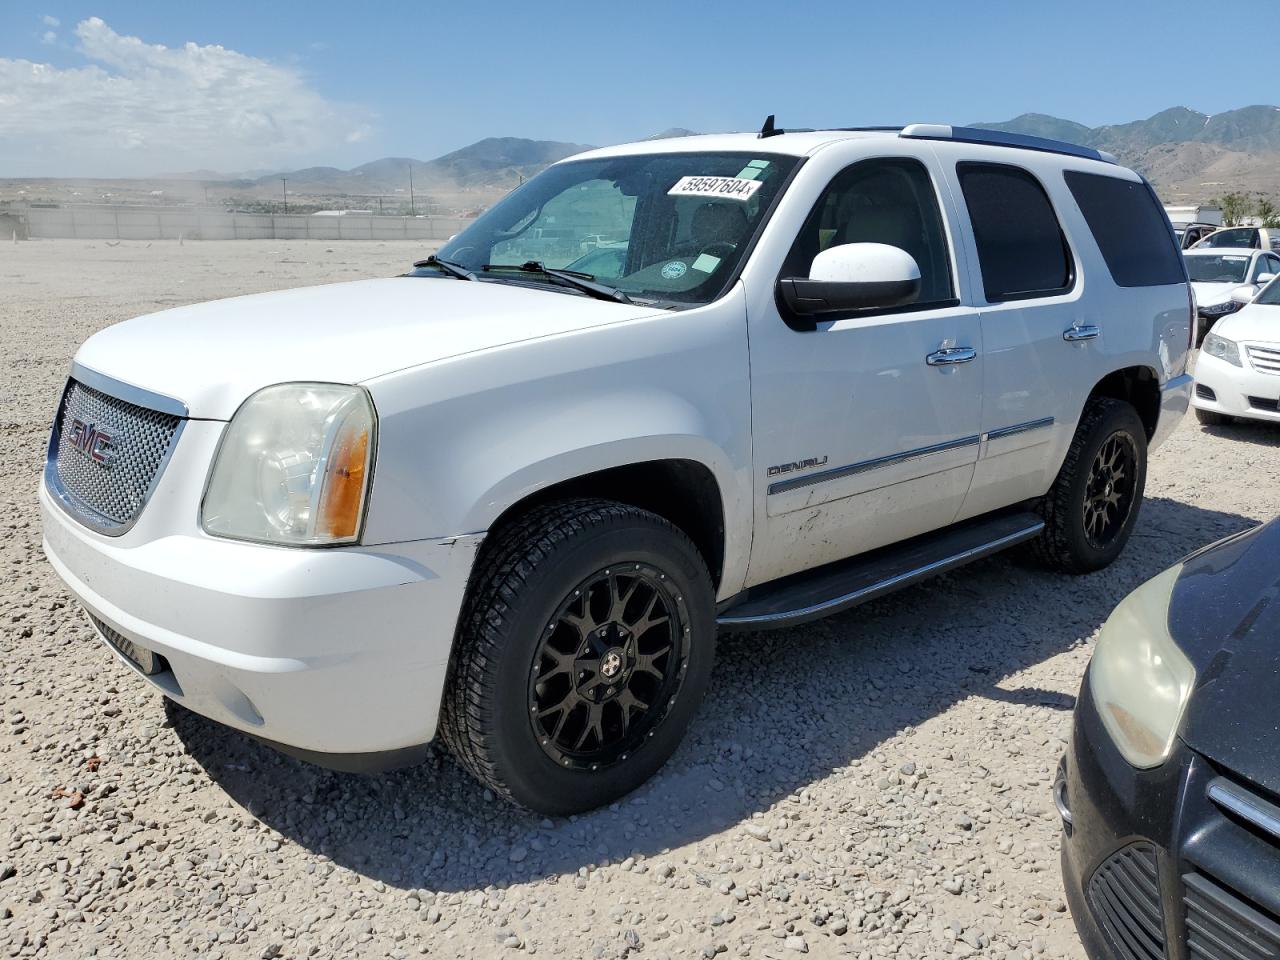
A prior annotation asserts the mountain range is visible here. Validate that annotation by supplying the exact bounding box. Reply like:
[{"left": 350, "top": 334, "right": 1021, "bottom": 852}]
[
  {"left": 172, "top": 106, "right": 1280, "bottom": 207},
  {"left": 974, "top": 105, "right": 1280, "bottom": 201}
]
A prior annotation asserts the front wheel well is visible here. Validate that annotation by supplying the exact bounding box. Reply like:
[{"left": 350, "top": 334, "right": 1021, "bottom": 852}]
[
  {"left": 484, "top": 460, "right": 726, "bottom": 589},
  {"left": 1086, "top": 366, "right": 1160, "bottom": 440}
]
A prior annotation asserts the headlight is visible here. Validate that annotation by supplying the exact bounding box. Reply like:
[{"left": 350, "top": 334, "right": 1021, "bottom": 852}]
[
  {"left": 1088, "top": 565, "right": 1195, "bottom": 768},
  {"left": 1201, "top": 300, "right": 1240, "bottom": 317},
  {"left": 202, "top": 383, "right": 376, "bottom": 546},
  {"left": 1201, "top": 331, "right": 1242, "bottom": 367}
]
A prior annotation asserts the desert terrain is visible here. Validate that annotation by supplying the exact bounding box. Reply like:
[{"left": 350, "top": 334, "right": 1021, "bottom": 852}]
[{"left": 1, "top": 240, "right": 1277, "bottom": 959}]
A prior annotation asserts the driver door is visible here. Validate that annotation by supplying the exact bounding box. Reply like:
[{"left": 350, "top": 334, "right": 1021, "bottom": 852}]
[{"left": 744, "top": 153, "right": 984, "bottom": 587}]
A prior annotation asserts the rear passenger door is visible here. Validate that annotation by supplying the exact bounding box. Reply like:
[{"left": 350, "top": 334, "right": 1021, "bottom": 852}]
[{"left": 943, "top": 159, "right": 1087, "bottom": 519}]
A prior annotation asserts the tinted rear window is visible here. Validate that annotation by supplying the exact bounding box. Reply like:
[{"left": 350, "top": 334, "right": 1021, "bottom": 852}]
[
  {"left": 1064, "top": 171, "right": 1185, "bottom": 286},
  {"left": 957, "top": 162, "right": 1073, "bottom": 302}
]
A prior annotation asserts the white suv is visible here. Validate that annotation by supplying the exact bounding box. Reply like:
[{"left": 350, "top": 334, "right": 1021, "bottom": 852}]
[{"left": 42, "top": 122, "right": 1193, "bottom": 813}]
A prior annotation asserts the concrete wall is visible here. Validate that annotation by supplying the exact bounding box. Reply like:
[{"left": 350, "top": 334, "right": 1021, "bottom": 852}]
[{"left": 20, "top": 204, "right": 471, "bottom": 242}]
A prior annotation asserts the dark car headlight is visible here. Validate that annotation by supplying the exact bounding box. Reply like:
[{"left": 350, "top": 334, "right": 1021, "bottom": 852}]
[
  {"left": 1088, "top": 565, "right": 1196, "bottom": 769},
  {"left": 1200, "top": 300, "right": 1242, "bottom": 317}
]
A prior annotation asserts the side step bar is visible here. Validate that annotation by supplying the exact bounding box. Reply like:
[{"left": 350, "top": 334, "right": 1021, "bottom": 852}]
[{"left": 716, "top": 510, "right": 1044, "bottom": 632}]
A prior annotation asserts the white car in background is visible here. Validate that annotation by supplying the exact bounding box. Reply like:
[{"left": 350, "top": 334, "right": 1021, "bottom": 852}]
[
  {"left": 1193, "top": 275, "right": 1280, "bottom": 425},
  {"left": 1184, "top": 247, "right": 1280, "bottom": 341}
]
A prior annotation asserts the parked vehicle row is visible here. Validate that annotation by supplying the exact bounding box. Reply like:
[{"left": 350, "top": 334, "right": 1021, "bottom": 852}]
[
  {"left": 1192, "top": 272, "right": 1280, "bottom": 425},
  {"left": 1185, "top": 247, "right": 1280, "bottom": 341}
]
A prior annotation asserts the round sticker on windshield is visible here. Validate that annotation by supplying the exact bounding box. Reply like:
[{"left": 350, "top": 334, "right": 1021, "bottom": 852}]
[{"left": 661, "top": 260, "right": 688, "bottom": 280}]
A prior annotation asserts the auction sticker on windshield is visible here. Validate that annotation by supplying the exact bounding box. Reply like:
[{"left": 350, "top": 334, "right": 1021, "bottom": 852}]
[{"left": 668, "top": 176, "right": 763, "bottom": 201}]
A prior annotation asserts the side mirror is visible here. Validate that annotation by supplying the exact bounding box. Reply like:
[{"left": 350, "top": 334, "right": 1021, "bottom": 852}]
[
  {"left": 1257, "top": 272, "right": 1276, "bottom": 285},
  {"left": 1231, "top": 286, "right": 1257, "bottom": 305},
  {"left": 778, "top": 243, "right": 921, "bottom": 318}
]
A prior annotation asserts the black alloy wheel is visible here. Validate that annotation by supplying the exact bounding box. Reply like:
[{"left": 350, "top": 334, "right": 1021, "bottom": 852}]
[
  {"left": 1033, "top": 397, "right": 1148, "bottom": 574},
  {"left": 440, "top": 498, "right": 715, "bottom": 814},
  {"left": 1082, "top": 433, "right": 1138, "bottom": 549},
  {"left": 530, "top": 565, "right": 689, "bottom": 771}
]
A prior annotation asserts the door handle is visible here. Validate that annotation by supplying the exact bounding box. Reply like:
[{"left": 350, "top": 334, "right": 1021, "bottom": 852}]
[
  {"left": 1063, "top": 324, "right": 1101, "bottom": 342},
  {"left": 926, "top": 346, "right": 977, "bottom": 366}
]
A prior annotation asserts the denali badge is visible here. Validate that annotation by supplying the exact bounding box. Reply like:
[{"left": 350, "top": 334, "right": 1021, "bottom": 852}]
[
  {"left": 767, "top": 455, "right": 828, "bottom": 477},
  {"left": 68, "top": 418, "right": 119, "bottom": 466}
]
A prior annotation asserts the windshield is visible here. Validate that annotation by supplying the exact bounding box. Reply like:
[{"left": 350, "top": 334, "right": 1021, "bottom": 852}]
[
  {"left": 1198, "top": 228, "right": 1257, "bottom": 249},
  {"left": 421, "top": 151, "right": 801, "bottom": 306},
  {"left": 1185, "top": 253, "right": 1251, "bottom": 284}
]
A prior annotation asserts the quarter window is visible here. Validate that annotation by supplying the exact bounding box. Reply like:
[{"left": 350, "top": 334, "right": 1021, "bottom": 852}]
[
  {"left": 781, "top": 157, "right": 955, "bottom": 310},
  {"left": 1063, "top": 171, "right": 1184, "bottom": 287},
  {"left": 957, "top": 162, "right": 1073, "bottom": 302}
]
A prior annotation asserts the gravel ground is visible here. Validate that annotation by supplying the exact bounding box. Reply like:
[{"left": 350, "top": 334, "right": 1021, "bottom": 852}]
[{"left": 2, "top": 239, "right": 1278, "bottom": 960}]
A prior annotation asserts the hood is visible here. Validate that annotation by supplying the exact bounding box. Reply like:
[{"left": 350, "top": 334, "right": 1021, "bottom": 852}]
[
  {"left": 75, "top": 277, "right": 662, "bottom": 419},
  {"left": 1190, "top": 280, "right": 1248, "bottom": 307},
  {"left": 1171, "top": 520, "right": 1280, "bottom": 797},
  {"left": 1213, "top": 302, "right": 1280, "bottom": 345}
]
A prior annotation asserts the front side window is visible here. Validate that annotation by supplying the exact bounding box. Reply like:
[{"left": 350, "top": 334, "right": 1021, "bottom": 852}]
[
  {"left": 1184, "top": 254, "right": 1251, "bottom": 283},
  {"left": 780, "top": 157, "right": 955, "bottom": 308},
  {"left": 1257, "top": 275, "right": 1280, "bottom": 305},
  {"left": 958, "top": 162, "right": 1073, "bottom": 302},
  {"left": 424, "top": 152, "right": 800, "bottom": 306},
  {"left": 1200, "top": 228, "right": 1259, "bottom": 249}
]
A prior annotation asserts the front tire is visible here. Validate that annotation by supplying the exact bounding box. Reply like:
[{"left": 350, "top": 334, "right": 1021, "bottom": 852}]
[
  {"left": 1195, "top": 407, "right": 1233, "bottom": 427},
  {"left": 1034, "top": 397, "right": 1148, "bottom": 574},
  {"left": 440, "top": 499, "right": 715, "bottom": 815}
]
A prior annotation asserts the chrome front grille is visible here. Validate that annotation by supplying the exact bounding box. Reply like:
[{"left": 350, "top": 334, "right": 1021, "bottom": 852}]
[
  {"left": 1246, "top": 344, "right": 1280, "bottom": 376},
  {"left": 46, "top": 376, "right": 183, "bottom": 534}
]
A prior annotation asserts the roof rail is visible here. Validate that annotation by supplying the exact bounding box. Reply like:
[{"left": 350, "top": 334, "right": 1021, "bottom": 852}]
[{"left": 899, "top": 124, "right": 1117, "bottom": 164}]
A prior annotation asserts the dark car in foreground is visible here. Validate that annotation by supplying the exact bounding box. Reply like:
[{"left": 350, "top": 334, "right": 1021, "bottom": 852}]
[{"left": 1058, "top": 518, "right": 1280, "bottom": 960}]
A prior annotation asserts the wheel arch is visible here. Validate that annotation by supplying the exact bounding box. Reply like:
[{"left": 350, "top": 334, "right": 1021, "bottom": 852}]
[
  {"left": 483, "top": 457, "right": 729, "bottom": 591},
  {"left": 1085, "top": 365, "right": 1161, "bottom": 439}
]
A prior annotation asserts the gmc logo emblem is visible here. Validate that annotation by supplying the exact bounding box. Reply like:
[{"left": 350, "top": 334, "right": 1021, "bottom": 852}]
[{"left": 68, "top": 418, "right": 119, "bottom": 466}]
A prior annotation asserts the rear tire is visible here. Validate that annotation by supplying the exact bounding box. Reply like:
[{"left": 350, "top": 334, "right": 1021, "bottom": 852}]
[
  {"left": 440, "top": 498, "right": 715, "bottom": 815},
  {"left": 1195, "top": 407, "right": 1232, "bottom": 427},
  {"left": 1034, "top": 398, "right": 1147, "bottom": 574}
]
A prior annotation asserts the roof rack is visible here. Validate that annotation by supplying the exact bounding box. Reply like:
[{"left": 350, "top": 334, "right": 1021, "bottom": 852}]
[
  {"left": 899, "top": 124, "right": 1117, "bottom": 164},
  {"left": 754, "top": 116, "right": 1116, "bottom": 163}
]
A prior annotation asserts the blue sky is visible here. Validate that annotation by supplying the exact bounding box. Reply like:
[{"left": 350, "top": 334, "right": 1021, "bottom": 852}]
[{"left": 0, "top": 1, "right": 1260, "bottom": 177}]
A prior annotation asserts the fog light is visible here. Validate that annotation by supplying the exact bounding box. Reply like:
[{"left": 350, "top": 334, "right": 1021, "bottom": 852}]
[{"left": 1053, "top": 758, "right": 1073, "bottom": 834}]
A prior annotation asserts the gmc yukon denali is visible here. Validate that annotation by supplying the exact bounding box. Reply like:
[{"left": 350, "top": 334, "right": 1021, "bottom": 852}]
[{"left": 42, "top": 122, "right": 1194, "bottom": 813}]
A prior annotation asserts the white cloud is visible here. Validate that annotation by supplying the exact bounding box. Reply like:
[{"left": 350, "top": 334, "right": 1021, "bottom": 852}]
[
  {"left": 42, "top": 15, "right": 60, "bottom": 27},
  {"left": 0, "top": 17, "right": 373, "bottom": 176},
  {"left": 40, "top": 30, "right": 57, "bottom": 45}
]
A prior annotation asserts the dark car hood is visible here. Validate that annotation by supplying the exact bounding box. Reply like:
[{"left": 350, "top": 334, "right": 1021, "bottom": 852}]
[{"left": 1171, "top": 519, "right": 1280, "bottom": 796}]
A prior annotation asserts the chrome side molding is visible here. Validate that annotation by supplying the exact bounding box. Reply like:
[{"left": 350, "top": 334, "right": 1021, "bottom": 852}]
[
  {"left": 984, "top": 417, "right": 1055, "bottom": 443},
  {"left": 767, "top": 435, "right": 980, "bottom": 496}
]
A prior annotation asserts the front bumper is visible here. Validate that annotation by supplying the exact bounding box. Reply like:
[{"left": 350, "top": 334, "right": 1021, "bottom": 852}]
[
  {"left": 41, "top": 482, "right": 481, "bottom": 767},
  {"left": 1192, "top": 350, "right": 1280, "bottom": 423},
  {"left": 1059, "top": 675, "right": 1280, "bottom": 959}
]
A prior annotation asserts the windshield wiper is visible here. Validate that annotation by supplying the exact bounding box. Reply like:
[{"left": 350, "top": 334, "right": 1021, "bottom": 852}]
[
  {"left": 413, "top": 255, "right": 476, "bottom": 281},
  {"left": 483, "top": 261, "right": 633, "bottom": 304}
]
